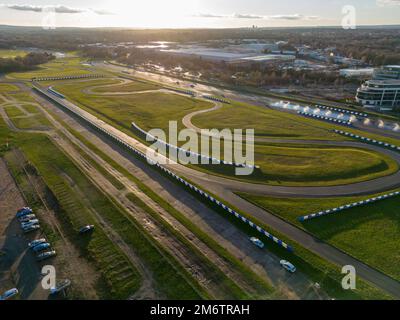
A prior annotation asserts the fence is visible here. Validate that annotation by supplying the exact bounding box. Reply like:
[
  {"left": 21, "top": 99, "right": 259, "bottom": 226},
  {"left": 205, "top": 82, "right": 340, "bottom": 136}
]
[
  {"left": 334, "top": 130, "right": 400, "bottom": 151},
  {"left": 298, "top": 191, "right": 400, "bottom": 221}
]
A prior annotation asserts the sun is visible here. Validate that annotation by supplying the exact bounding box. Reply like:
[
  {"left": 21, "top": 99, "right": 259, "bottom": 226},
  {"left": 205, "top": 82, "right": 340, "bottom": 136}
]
[{"left": 106, "top": 0, "right": 200, "bottom": 28}]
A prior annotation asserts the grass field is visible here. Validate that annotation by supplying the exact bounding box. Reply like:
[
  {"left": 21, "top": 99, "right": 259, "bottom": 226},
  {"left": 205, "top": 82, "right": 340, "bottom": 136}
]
[
  {"left": 91, "top": 78, "right": 161, "bottom": 93},
  {"left": 238, "top": 191, "right": 400, "bottom": 283},
  {"left": 7, "top": 57, "right": 100, "bottom": 80},
  {"left": 5, "top": 105, "right": 52, "bottom": 130},
  {"left": 192, "top": 100, "right": 346, "bottom": 141},
  {"left": 0, "top": 49, "right": 27, "bottom": 58},
  {"left": 54, "top": 79, "right": 213, "bottom": 133},
  {"left": 0, "top": 83, "right": 20, "bottom": 92}
]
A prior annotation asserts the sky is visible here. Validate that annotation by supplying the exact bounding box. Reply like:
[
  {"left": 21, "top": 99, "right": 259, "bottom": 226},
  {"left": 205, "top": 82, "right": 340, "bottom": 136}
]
[{"left": 0, "top": 0, "right": 399, "bottom": 28}]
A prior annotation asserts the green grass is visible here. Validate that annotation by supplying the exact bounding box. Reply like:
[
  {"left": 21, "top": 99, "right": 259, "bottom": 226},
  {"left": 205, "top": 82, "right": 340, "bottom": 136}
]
[
  {"left": 0, "top": 83, "right": 20, "bottom": 92},
  {"left": 7, "top": 57, "right": 99, "bottom": 80},
  {"left": 91, "top": 79, "right": 161, "bottom": 93},
  {"left": 0, "top": 49, "right": 27, "bottom": 58},
  {"left": 237, "top": 191, "right": 400, "bottom": 283},
  {"left": 54, "top": 79, "right": 213, "bottom": 134},
  {"left": 5, "top": 106, "right": 25, "bottom": 118},
  {"left": 21, "top": 104, "right": 40, "bottom": 114},
  {"left": 5, "top": 106, "right": 52, "bottom": 130}
]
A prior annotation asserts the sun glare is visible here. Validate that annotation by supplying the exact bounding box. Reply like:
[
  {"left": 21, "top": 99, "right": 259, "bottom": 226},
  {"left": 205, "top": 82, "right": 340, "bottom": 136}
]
[{"left": 109, "top": 0, "right": 199, "bottom": 28}]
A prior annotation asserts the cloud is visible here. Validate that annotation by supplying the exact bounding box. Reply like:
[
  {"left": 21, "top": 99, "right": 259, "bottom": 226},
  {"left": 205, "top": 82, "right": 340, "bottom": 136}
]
[
  {"left": 193, "top": 12, "right": 319, "bottom": 21},
  {"left": 376, "top": 0, "right": 400, "bottom": 6},
  {"left": 269, "top": 14, "right": 304, "bottom": 20},
  {"left": 233, "top": 13, "right": 263, "bottom": 19},
  {"left": 193, "top": 13, "right": 225, "bottom": 18},
  {"left": 2, "top": 4, "right": 114, "bottom": 15}
]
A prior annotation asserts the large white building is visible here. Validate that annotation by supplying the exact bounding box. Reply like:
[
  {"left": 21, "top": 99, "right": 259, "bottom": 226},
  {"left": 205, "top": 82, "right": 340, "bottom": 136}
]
[
  {"left": 373, "top": 65, "right": 400, "bottom": 80},
  {"left": 356, "top": 80, "right": 400, "bottom": 111}
]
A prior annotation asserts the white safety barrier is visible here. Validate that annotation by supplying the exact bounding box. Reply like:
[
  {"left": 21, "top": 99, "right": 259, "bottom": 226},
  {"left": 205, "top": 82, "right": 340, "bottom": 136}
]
[
  {"left": 35, "top": 85, "right": 293, "bottom": 252},
  {"left": 298, "top": 111, "right": 352, "bottom": 126},
  {"left": 47, "top": 87, "right": 65, "bottom": 99},
  {"left": 131, "top": 122, "right": 258, "bottom": 170},
  {"left": 315, "top": 105, "right": 367, "bottom": 117},
  {"left": 334, "top": 130, "right": 400, "bottom": 152},
  {"left": 299, "top": 191, "right": 400, "bottom": 221}
]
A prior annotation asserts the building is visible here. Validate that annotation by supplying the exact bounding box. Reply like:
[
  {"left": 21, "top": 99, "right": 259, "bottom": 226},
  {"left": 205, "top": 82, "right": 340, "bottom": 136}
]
[
  {"left": 340, "top": 68, "right": 374, "bottom": 78},
  {"left": 373, "top": 65, "right": 400, "bottom": 80},
  {"left": 356, "top": 80, "right": 400, "bottom": 111}
]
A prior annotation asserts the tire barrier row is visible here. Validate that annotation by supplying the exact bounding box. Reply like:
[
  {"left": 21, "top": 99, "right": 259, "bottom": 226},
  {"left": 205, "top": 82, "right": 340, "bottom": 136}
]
[
  {"left": 334, "top": 129, "right": 400, "bottom": 152},
  {"left": 297, "top": 111, "right": 353, "bottom": 126},
  {"left": 35, "top": 84, "right": 293, "bottom": 252},
  {"left": 167, "top": 88, "right": 195, "bottom": 96},
  {"left": 32, "top": 74, "right": 104, "bottom": 82},
  {"left": 131, "top": 122, "right": 259, "bottom": 170},
  {"left": 315, "top": 105, "right": 368, "bottom": 117},
  {"left": 298, "top": 191, "right": 400, "bottom": 221},
  {"left": 203, "top": 95, "right": 230, "bottom": 104}
]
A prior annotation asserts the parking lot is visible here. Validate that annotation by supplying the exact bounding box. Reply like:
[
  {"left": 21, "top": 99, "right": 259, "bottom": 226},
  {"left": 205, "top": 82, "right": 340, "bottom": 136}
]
[{"left": 0, "top": 159, "right": 48, "bottom": 299}]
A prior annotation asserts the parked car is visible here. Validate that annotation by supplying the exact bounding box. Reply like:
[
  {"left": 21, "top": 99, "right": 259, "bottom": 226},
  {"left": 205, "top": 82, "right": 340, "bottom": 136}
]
[
  {"left": 280, "top": 260, "right": 296, "bottom": 273},
  {"left": 79, "top": 225, "right": 95, "bottom": 234},
  {"left": 0, "top": 288, "right": 19, "bottom": 300},
  {"left": 21, "top": 219, "right": 40, "bottom": 229},
  {"left": 19, "top": 214, "right": 36, "bottom": 223},
  {"left": 16, "top": 207, "right": 33, "bottom": 218},
  {"left": 32, "top": 243, "right": 51, "bottom": 253},
  {"left": 50, "top": 279, "right": 71, "bottom": 295},
  {"left": 249, "top": 237, "right": 264, "bottom": 249},
  {"left": 22, "top": 224, "right": 40, "bottom": 233},
  {"left": 29, "top": 238, "right": 47, "bottom": 249},
  {"left": 37, "top": 250, "right": 56, "bottom": 261}
]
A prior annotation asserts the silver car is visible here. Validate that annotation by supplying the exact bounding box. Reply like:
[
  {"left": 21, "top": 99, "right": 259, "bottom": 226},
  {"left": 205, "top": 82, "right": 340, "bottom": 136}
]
[
  {"left": 29, "top": 238, "right": 47, "bottom": 248},
  {"left": 37, "top": 250, "right": 56, "bottom": 261}
]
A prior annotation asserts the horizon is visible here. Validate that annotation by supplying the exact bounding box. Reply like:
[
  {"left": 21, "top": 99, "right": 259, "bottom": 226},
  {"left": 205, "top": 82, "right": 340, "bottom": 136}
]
[{"left": 0, "top": 0, "right": 399, "bottom": 29}]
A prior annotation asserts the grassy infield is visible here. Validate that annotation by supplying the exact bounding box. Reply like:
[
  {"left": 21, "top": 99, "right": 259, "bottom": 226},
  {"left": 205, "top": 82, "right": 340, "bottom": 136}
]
[{"left": 3, "top": 57, "right": 399, "bottom": 299}]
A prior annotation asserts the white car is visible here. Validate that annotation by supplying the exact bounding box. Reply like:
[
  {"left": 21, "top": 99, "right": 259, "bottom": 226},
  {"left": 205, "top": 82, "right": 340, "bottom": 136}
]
[
  {"left": 21, "top": 219, "right": 40, "bottom": 229},
  {"left": 29, "top": 238, "right": 47, "bottom": 248},
  {"left": 249, "top": 237, "right": 264, "bottom": 249},
  {"left": 280, "top": 260, "right": 296, "bottom": 273},
  {"left": 0, "top": 288, "right": 19, "bottom": 300},
  {"left": 19, "top": 214, "right": 36, "bottom": 223},
  {"left": 23, "top": 224, "right": 40, "bottom": 233},
  {"left": 37, "top": 250, "right": 56, "bottom": 261}
]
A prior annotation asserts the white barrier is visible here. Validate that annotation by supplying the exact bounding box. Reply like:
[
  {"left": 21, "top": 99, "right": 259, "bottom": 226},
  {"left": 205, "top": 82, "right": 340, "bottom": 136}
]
[
  {"left": 298, "top": 111, "right": 352, "bottom": 126},
  {"left": 334, "top": 130, "right": 400, "bottom": 152},
  {"left": 35, "top": 85, "right": 293, "bottom": 252},
  {"left": 315, "top": 105, "right": 367, "bottom": 117},
  {"left": 299, "top": 191, "right": 400, "bottom": 221}
]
